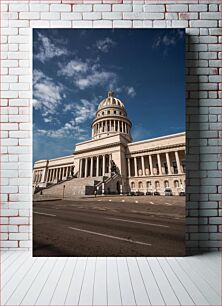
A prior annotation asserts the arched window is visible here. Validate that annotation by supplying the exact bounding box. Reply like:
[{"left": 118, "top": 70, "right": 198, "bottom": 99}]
[
  {"left": 164, "top": 180, "right": 169, "bottom": 188},
  {"left": 119, "top": 112, "right": 122, "bottom": 115},
  {"left": 107, "top": 110, "right": 110, "bottom": 114},
  {"left": 155, "top": 181, "right": 160, "bottom": 188},
  {"left": 102, "top": 112, "right": 104, "bottom": 115},
  {"left": 131, "top": 182, "right": 135, "bottom": 189},
  {"left": 146, "top": 181, "right": 151, "bottom": 188},
  {"left": 138, "top": 182, "right": 143, "bottom": 189},
  {"left": 174, "top": 180, "right": 179, "bottom": 188}
]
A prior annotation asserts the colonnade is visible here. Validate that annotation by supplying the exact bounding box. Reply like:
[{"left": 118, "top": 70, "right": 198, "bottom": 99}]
[
  {"left": 79, "top": 154, "right": 112, "bottom": 178},
  {"left": 33, "top": 165, "right": 74, "bottom": 184},
  {"left": 127, "top": 150, "right": 185, "bottom": 177},
  {"left": 92, "top": 119, "right": 130, "bottom": 137},
  {"left": 33, "top": 170, "right": 43, "bottom": 184}
]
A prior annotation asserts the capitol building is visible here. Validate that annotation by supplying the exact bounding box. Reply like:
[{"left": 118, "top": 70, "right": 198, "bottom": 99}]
[{"left": 33, "top": 91, "right": 185, "bottom": 197}]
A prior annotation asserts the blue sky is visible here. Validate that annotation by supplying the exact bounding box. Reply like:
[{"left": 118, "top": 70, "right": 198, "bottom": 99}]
[{"left": 33, "top": 29, "right": 185, "bottom": 163}]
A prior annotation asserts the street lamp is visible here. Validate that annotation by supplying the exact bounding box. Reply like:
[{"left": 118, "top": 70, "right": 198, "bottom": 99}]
[{"left": 63, "top": 185, "right": 65, "bottom": 198}]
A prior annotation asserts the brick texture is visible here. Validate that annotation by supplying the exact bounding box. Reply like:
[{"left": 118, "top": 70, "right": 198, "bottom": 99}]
[{"left": 0, "top": 0, "right": 221, "bottom": 253}]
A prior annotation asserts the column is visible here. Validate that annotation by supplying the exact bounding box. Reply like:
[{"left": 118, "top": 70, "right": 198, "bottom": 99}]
[
  {"left": 157, "top": 154, "right": 162, "bottom": 175},
  {"left": 65, "top": 167, "right": 68, "bottom": 179},
  {"left": 127, "top": 158, "right": 131, "bottom": 177},
  {"left": 102, "top": 155, "right": 105, "bottom": 176},
  {"left": 79, "top": 159, "right": 82, "bottom": 178},
  {"left": 90, "top": 157, "right": 93, "bottom": 177},
  {"left": 149, "top": 155, "right": 153, "bottom": 176},
  {"left": 109, "top": 154, "right": 112, "bottom": 173},
  {"left": 175, "top": 151, "right": 182, "bottom": 174},
  {"left": 141, "top": 156, "right": 145, "bottom": 176},
  {"left": 67, "top": 166, "right": 70, "bottom": 177},
  {"left": 117, "top": 120, "right": 120, "bottom": 132},
  {"left": 85, "top": 158, "right": 88, "bottom": 178},
  {"left": 96, "top": 156, "right": 99, "bottom": 177},
  {"left": 134, "top": 157, "right": 138, "bottom": 177},
  {"left": 45, "top": 170, "right": 49, "bottom": 182},
  {"left": 165, "top": 152, "right": 172, "bottom": 175}
]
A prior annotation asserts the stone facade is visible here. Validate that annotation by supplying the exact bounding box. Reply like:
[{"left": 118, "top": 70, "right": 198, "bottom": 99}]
[{"left": 33, "top": 91, "right": 185, "bottom": 196}]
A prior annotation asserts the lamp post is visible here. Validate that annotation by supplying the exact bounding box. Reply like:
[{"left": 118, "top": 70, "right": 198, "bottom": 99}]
[{"left": 63, "top": 185, "right": 65, "bottom": 198}]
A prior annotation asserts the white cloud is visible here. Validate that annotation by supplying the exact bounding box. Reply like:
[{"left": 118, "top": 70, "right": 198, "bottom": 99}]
[
  {"left": 63, "top": 98, "right": 98, "bottom": 124},
  {"left": 35, "top": 120, "right": 88, "bottom": 141},
  {"left": 59, "top": 58, "right": 117, "bottom": 90},
  {"left": 152, "top": 30, "right": 184, "bottom": 49},
  {"left": 75, "top": 70, "right": 116, "bottom": 90},
  {"left": 152, "top": 34, "right": 176, "bottom": 48},
  {"left": 125, "top": 86, "right": 136, "bottom": 98},
  {"left": 96, "top": 37, "right": 116, "bottom": 53},
  {"left": 59, "top": 59, "right": 88, "bottom": 76},
  {"left": 116, "top": 85, "right": 136, "bottom": 98},
  {"left": 74, "top": 99, "right": 97, "bottom": 124},
  {"left": 33, "top": 69, "right": 65, "bottom": 117},
  {"left": 35, "top": 32, "right": 68, "bottom": 63}
]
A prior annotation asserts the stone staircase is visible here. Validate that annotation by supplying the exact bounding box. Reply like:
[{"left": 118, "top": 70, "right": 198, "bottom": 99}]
[
  {"left": 36, "top": 176, "right": 104, "bottom": 198},
  {"left": 34, "top": 172, "right": 122, "bottom": 198},
  {"left": 95, "top": 173, "right": 121, "bottom": 194}
]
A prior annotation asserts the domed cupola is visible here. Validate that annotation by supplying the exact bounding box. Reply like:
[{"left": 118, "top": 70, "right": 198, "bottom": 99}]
[{"left": 91, "top": 90, "right": 132, "bottom": 141}]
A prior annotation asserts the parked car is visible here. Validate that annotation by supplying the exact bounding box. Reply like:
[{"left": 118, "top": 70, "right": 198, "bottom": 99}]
[
  {"left": 179, "top": 191, "right": 185, "bottom": 196},
  {"left": 146, "top": 191, "right": 153, "bottom": 196},
  {"left": 154, "top": 191, "right": 160, "bottom": 196},
  {"left": 135, "top": 191, "right": 144, "bottom": 196},
  {"left": 164, "top": 188, "right": 173, "bottom": 196},
  {"left": 127, "top": 191, "right": 135, "bottom": 196}
]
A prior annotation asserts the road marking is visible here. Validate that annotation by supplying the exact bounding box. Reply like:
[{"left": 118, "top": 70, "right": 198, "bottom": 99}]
[
  {"left": 68, "top": 226, "right": 152, "bottom": 246},
  {"left": 34, "top": 211, "right": 56, "bottom": 217},
  {"left": 106, "top": 217, "right": 169, "bottom": 228},
  {"left": 121, "top": 200, "right": 125, "bottom": 202}
]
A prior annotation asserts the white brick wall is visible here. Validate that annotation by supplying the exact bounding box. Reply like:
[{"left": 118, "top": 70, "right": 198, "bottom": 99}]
[{"left": 1, "top": 0, "right": 221, "bottom": 253}]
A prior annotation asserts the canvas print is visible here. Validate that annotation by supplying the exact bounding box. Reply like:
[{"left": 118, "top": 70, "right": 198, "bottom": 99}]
[{"left": 33, "top": 29, "right": 185, "bottom": 256}]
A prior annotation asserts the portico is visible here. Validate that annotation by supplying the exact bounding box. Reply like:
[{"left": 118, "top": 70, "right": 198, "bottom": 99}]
[{"left": 79, "top": 154, "right": 112, "bottom": 178}]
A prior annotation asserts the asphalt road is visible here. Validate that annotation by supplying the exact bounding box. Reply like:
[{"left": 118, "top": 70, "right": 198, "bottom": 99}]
[{"left": 33, "top": 195, "right": 185, "bottom": 257}]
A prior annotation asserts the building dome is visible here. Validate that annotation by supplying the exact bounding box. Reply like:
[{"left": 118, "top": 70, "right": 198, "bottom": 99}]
[
  {"left": 91, "top": 90, "right": 132, "bottom": 141},
  {"left": 98, "top": 90, "right": 126, "bottom": 110}
]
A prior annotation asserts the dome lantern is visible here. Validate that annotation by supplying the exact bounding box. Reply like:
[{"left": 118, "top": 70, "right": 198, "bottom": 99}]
[
  {"left": 91, "top": 91, "right": 132, "bottom": 142},
  {"left": 108, "top": 90, "right": 114, "bottom": 97}
]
